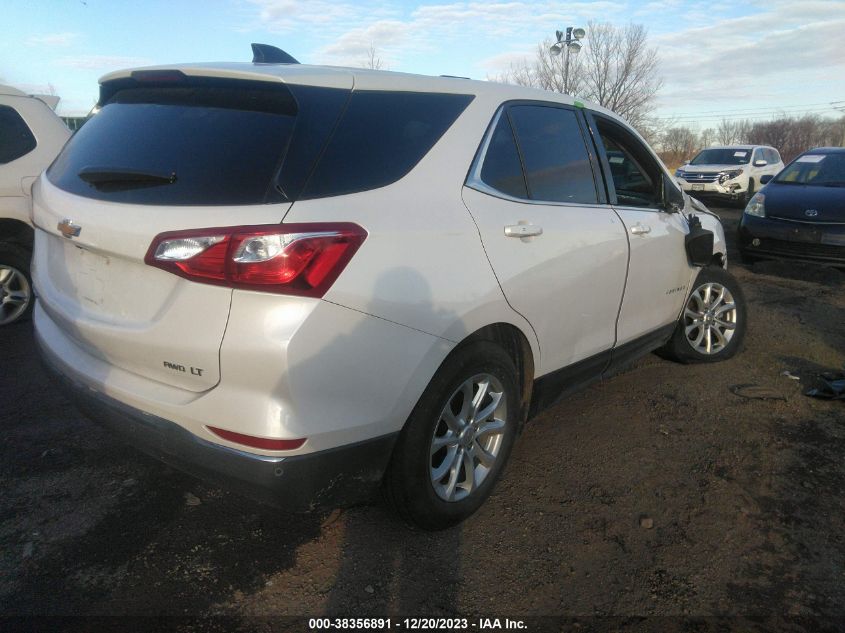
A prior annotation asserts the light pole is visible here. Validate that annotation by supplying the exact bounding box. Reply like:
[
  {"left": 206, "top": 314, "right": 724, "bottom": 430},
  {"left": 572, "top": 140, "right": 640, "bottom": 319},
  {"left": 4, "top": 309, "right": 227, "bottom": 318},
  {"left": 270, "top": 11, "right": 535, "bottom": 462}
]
[{"left": 550, "top": 26, "right": 586, "bottom": 95}]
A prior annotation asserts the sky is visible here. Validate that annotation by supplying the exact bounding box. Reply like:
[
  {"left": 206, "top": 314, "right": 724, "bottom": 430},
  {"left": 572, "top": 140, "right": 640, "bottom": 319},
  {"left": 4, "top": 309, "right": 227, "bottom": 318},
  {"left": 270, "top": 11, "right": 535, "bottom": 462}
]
[{"left": 1, "top": 0, "right": 844, "bottom": 128}]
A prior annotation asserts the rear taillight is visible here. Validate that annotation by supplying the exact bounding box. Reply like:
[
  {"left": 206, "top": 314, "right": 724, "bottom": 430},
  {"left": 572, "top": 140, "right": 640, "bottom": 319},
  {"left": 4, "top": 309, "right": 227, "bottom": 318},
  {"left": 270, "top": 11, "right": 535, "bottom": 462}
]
[{"left": 145, "top": 223, "right": 366, "bottom": 298}]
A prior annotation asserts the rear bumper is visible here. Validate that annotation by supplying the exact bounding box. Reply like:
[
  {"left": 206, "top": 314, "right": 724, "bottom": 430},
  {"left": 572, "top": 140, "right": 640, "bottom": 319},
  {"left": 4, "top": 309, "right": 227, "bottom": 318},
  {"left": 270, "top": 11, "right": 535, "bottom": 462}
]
[
  {"left": 738, "top": 214, "right": 845, "bottom": 265},
  {"left": 37, "top": 337, "right": 398, "bottom": 510}
]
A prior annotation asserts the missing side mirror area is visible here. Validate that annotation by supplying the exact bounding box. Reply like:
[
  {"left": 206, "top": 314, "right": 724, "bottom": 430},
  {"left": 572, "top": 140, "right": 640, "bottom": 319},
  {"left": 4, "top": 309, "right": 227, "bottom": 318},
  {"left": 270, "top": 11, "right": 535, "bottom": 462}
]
[
  {"left": 685, "top": 214, "right": 715, "bottom": 267},
  {"left": 662, "top": 174, "right": 685, "bottom": 213}
]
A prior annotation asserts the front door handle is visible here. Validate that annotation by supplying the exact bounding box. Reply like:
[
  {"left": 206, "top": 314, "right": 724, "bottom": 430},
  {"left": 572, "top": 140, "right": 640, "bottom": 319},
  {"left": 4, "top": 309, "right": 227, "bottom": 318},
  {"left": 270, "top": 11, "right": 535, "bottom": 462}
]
[
  {"left": 504, "top": 224, "right": 543, "bottom": 238},
  {"left": 630, "top": 223, "right": 651, "bottom": 235}
]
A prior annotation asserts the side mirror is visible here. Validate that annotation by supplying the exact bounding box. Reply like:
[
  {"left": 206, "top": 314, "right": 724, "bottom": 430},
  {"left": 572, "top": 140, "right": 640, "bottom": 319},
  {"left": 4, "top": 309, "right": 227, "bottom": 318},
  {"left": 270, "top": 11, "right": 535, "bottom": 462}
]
[
  {"left": 760, "top": 174, "right": 773, "bottom": 185},
  {"left": 754, "top": 159, "right": 767, "bottom": 167},
  {"left": 661, "top": 173, "right": 685, "bottom": 213}
]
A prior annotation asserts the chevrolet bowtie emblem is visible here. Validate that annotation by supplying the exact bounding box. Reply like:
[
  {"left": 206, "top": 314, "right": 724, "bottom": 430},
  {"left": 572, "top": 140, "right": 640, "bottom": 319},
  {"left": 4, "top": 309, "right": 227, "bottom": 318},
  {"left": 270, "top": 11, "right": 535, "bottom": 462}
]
[{"left": 58, "top": 219, "right": 82, "bottom": 239}]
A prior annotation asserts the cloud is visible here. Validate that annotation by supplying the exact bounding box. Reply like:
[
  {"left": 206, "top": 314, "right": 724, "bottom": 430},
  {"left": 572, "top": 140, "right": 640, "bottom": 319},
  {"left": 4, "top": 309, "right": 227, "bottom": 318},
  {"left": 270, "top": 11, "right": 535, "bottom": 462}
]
[
  {"left": 26, "top": 32, "right": 79, "bottom": 47},
  {"left": 55, "top": 55, "right": 155, "bottom": 71},
  {"left": 248, "top": 0, "right": 626, "bottom": 65},
  {"left": 246, "top": 0, "right": 394, "bottom": 32},
  {"left": 654, "top": 4, "right": 845, "bottom": 110},
  {"left": 319, "top": 20, "right": 411, "bottom": 64}
]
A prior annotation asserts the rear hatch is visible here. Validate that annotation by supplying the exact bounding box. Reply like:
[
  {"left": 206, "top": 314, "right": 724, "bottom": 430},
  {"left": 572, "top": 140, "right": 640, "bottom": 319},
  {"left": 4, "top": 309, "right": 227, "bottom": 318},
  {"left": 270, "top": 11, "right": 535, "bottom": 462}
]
[{"left": 33, "top": 69, "right": 352, "bottom": 392}]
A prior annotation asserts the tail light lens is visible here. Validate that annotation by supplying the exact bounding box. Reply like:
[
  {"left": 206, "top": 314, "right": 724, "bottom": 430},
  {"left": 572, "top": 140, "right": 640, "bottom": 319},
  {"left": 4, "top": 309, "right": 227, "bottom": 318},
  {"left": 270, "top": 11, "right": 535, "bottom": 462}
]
[
  {"left": 145, "top": 223, "right": 366, "bottom": 298},
  {"left": 207, "top": 426, "right": 306, "bottom": 451}
]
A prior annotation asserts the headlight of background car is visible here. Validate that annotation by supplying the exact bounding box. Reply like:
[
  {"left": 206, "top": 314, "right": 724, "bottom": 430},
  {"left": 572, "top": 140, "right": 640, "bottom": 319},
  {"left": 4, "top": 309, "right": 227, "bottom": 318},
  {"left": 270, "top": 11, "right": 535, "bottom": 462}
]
[
  {"left": 718, "top": 168, "right": 744, "bottom": 184},
  {"left": 744, "top": 192, "right": 765, "bottom": 217},
  {"left": 675, "top": 168, "right": 684, "bottom": 178}
]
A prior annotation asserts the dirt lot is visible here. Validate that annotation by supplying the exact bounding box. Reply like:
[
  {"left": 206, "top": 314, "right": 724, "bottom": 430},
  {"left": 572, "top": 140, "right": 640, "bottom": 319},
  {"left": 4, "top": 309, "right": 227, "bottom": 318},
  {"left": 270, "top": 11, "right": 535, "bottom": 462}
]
[{"left": 1, "top": 206, "right": 843, "bottom": 631}]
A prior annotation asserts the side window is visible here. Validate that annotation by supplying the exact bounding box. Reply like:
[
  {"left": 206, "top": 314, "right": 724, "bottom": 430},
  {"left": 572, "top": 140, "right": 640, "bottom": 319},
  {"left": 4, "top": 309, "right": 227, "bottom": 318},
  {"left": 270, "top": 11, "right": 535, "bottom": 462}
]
[
  {"left": 508, "top": 105, "right": 598, "bottom": 204},
  {"left": 770, "top": 149, "right": 781, "bottom": 164},
  {"left": 479, "top": 113, "right": 528, "bottom": 199},
  {"left": 593, "top": 117, "right": 661, "bottom": 208},
  {"left": 751, "top": 149, "right": 762, "bottom": 164},
  {"left": 0, "top": 105, "right": 37, "bottom": 164},
  {"left": 302, "top": 91, "right": 474, "bottom": 199}
]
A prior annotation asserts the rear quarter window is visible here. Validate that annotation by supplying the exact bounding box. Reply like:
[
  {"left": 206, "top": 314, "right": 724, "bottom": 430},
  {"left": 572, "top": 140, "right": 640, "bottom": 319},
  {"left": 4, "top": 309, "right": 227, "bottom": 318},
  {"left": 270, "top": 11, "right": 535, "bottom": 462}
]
[
  {"left": 300, "top": 91, "right": 474, "bottom": 199},
  {"left": 0, "top": 105, "right": 37, "bottom": 164},
  {"left": 507, "top": 104, "right": 598, "bottom": 204}
]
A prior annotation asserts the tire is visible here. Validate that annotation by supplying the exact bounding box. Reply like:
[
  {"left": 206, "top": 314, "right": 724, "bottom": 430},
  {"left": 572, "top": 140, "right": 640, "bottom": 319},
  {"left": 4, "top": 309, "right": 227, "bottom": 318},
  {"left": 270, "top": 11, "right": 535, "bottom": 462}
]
[
  {"left": 0, "top": 243, "right": 34, "bottom": 326},
  {"left": 737, "top": 179, "right": 755, "bottom": 208},
  {"left": 384, "top": 341, "right": 520, "bottom": 530},
  {"left": 660, "top": 266, "right": 747, "bottom": 364}
]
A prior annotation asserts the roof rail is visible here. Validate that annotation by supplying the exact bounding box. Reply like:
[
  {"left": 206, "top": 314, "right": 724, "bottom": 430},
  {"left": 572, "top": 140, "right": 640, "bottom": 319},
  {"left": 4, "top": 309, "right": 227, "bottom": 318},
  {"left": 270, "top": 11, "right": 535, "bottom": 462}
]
[{"left": 251, "top": 43, "right": 299, "bottom": 64}]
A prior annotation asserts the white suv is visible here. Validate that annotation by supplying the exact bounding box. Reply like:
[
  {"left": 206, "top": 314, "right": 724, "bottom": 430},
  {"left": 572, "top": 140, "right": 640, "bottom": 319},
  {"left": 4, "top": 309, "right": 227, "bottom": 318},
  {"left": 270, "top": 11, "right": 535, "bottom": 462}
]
[
  {"left": 0, "top": 85, "right": 70, "bottom": 325},
  {"left": 33, "top": 47, "right": 746, "bottom": 529},
  {"left": 675, "top": 145, "right": 784, "bottom": 206}
]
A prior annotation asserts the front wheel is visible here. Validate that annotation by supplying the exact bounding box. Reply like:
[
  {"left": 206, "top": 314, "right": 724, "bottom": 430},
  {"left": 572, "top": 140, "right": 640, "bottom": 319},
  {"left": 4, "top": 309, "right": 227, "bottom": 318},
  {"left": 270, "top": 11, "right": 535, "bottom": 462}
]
[
  {"left": 384, "top": 341, "right": 520, "bottom": 530},
  {"left": 738, "top": 179, "right": 755, "bottom": 208},
  {"left": 660, "top": 266, "right": 747, "bottom": 363}
]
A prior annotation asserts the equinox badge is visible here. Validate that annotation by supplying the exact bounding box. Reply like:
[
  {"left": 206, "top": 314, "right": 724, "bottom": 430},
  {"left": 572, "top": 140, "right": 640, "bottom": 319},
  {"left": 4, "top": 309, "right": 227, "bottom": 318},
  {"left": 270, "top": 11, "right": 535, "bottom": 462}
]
[{"left": 58, "top": 219, "right": 81, "bottom": 239}]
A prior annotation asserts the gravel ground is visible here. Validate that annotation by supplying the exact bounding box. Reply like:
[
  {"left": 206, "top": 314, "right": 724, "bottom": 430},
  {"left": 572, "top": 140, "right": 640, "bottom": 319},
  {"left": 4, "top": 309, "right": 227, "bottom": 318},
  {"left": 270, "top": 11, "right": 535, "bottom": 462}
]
[{"left": 1, "top": 206, "right": 843, "bottom": 631}]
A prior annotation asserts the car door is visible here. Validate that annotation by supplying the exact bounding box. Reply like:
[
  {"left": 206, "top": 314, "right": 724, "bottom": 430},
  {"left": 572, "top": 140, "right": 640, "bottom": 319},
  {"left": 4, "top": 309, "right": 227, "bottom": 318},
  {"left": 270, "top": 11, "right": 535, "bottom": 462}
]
[
  {"left": 583, "top": 111, "right": 692, "bottom": 348},
  {"left": 462, "top": 102, "right": 629, "bottom": 377}
]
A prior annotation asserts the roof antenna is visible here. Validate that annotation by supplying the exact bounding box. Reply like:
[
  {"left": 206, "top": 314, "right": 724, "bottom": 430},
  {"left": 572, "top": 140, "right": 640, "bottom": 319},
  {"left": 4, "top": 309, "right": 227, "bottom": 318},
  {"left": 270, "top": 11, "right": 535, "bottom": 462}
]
[{"left": 251, "top": 43, "right": 300, "bottom": 64}]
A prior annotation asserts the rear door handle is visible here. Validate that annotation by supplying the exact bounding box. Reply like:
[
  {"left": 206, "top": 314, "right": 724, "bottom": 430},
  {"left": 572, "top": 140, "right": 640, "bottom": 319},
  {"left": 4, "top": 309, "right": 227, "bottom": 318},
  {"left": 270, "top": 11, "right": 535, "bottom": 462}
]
[
  {"left": 630, "top": 223, "right": 651, "bottom": 235},
  {"left": 504, "top": 224, "right": 543, "bottom": 238}
]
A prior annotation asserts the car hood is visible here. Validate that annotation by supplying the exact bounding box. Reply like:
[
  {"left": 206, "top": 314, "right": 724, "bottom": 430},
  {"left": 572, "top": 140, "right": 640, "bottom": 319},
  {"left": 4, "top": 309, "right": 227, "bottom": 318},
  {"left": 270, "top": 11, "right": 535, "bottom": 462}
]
[
  {"left": 762, "top": 183, "right": 845, "bottom": 223},
  {"left": 681, "top": 164, "right": 745, "bottom": 174}
]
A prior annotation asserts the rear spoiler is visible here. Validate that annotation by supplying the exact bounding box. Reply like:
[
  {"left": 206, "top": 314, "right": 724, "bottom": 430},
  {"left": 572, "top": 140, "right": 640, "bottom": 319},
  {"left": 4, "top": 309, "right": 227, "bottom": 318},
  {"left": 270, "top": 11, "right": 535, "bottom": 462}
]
[{"left": 32, "top": 94, "right": 61, "bottom": 111}]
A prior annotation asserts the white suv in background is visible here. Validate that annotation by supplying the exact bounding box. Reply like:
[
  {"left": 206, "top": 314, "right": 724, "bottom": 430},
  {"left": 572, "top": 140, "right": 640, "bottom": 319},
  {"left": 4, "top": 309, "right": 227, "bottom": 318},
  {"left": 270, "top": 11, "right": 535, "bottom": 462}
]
[
  {"left": 0, "top": 85, "right": 70, "bottom": 325},
  {"left": 32, "top": 46, "right": 746, "bottom": 529},
  {"left": 675, "top": 145, "right": 784, "bottom": 206}
]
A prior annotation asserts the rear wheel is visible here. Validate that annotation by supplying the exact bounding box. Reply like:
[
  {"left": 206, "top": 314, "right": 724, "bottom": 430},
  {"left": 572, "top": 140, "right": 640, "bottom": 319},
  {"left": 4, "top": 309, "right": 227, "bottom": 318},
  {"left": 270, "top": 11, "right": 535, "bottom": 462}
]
[
  {"left": 0, "top": 243, "right": 33, "bottom": 326},
  {"left": 385, "top": 341, "right": 520, "bottom": 530},
  {"left": 660, "top": 266, "right": 747, "bottom": 363}
]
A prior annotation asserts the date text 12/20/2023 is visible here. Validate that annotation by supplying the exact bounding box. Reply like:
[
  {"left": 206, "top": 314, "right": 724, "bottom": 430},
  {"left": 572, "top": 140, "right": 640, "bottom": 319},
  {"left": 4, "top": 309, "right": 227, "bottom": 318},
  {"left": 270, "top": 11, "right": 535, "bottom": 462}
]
[{"left": 308, "top": 618, "right": 528, "bottom": 630}]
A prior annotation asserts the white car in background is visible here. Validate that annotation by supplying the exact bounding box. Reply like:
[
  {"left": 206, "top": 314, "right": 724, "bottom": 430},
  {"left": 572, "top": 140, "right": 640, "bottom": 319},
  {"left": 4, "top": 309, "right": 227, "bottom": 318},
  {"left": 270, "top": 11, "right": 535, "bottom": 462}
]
[
  {"left": 32, "top": 46, "right": 746, "bottom": 529},
  {"left": 0, "top": 85, "right": 70, "bottom": 325},
  {"left": 675, "top": 145, "right": 784, "bottom": 206}
]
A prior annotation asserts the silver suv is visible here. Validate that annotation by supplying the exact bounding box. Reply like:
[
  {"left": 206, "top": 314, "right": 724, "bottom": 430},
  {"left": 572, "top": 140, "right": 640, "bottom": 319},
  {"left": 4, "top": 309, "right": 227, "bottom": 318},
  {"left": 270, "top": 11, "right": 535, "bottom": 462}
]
[
  {"left": 675, "top": 145, "right": 784, "bottom": 206},
  {"left": 33, "top": 47, "right": 746, "bottom": 529},
  {"left": 0, "top": 85, "right": 70, "bottom": 325}
]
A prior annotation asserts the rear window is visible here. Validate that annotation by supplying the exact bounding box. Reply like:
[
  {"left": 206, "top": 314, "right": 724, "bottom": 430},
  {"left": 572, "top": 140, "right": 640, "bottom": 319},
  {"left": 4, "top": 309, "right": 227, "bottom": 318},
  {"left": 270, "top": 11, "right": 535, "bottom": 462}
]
[
  {"left": 300, "top": 91, "right": 474, "bottom": 199},
  {"left": 48, "top": 78, "right": 348, "bottom": 206},
  {"left": 48, "top": 79, "right": 473, "bottom": 205},
  {"left": 0, "top": 105, "right": 37, "bottom": 164}
]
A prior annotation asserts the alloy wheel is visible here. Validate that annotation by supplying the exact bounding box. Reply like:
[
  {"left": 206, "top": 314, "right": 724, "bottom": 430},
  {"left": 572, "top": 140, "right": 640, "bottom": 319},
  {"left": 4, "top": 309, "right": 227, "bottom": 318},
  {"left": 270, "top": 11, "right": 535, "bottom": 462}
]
[
  {"left": 429, "top": 373, "right": 508, "bottom": 502},
  {"left": 0, "top": 265, "right": 31, "bottom": 326},
  {"left": 683, "top": 281, "right": 737, "bottom": 355}
]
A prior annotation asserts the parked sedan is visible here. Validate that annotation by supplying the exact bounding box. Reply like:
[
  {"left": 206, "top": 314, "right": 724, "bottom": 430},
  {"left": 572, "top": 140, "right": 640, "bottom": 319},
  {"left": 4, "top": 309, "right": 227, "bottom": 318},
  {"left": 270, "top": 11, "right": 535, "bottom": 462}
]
[{"left": 738, "top": 147, "right": 845, "bottom": 266}]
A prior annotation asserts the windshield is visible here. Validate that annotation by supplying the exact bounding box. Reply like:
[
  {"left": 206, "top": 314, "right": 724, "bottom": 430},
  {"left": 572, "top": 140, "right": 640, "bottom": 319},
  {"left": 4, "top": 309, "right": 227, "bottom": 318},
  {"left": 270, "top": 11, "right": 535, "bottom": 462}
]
[
  {"left": 689, "top": 148, "right": 751, "bottom": 166},
  {"left": 774, "top": 153, "right": 845, "bottom": 186}
]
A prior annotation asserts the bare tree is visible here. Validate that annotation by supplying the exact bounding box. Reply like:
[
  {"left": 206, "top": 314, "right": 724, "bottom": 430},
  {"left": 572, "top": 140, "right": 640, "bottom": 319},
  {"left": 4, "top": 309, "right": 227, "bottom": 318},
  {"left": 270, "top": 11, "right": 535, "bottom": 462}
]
[
  {"left": 700, "top": 128, "right": 715, "bottom": 149},
  {"left": 747, "top": 114, "right": 845, "bottom": 162},
  {"left": 361, "top": 44, "right": 383, "bottom": 70},
  {"left": 493, "top": 22, "right": 662, "bottom": 129},
  {"left": 580, "top": 23, "right": 662, "bottom": 128},
  {"left": 662, "top": 126, "right": 699, "bottom": 162},
  {"left": 716, "top": 119, "right": 739, "bottom": 145}
]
